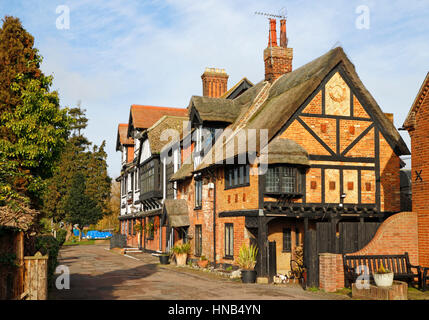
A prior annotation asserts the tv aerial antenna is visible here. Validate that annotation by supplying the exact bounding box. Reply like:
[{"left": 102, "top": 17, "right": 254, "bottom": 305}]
[{"left": 254, "top": 8, "right": 288, "bottom": 65}]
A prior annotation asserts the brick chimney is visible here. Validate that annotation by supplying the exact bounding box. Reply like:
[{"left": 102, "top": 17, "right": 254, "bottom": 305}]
[
  {"left": 201, "top": 68, "right": 229, "bottom": 98},
  {"left": 264, "top": 18, "right": 293, "bottom": 83}
]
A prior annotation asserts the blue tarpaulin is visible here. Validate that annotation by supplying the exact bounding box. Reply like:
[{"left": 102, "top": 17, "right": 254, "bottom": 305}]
[{"left": 73, "top": 229, "right": 112, "bottom": 239}]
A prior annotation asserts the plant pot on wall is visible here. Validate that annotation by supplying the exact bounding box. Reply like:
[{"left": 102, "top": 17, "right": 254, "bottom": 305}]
[
  {"left": 374, "top": 272, "right": 394, "bottom": 287},
  {"left": 241, "top": 270, "right": 257, "bottom": 283}
]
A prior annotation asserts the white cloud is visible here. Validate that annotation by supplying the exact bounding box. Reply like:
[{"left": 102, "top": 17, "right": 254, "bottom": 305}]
[{"left": 8, "top": 0, "right": 426, "bottom": 176}]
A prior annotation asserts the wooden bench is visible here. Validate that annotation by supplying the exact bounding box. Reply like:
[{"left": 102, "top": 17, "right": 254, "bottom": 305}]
[
  {"left": 420, "top": 267, "right": 429, "bottom": 291},
  {"left": 343, "top": 253, "right": 421, "bottom": 289}
]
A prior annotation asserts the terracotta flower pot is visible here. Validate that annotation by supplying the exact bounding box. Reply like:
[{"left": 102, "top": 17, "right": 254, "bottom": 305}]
[
  {"left": 374, "top": 272, "right": 394, "bottom": 287},
  {"left": 176, "top": 253, "right": 187, "bottom": 266},
  {"left": 197, "top": 260, "right": 209, "bottom": 268}
]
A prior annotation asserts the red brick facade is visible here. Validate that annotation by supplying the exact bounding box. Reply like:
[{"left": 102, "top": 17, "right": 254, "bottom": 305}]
[{"left": 405, "top": 74, "right": 429, "bottom": 267}]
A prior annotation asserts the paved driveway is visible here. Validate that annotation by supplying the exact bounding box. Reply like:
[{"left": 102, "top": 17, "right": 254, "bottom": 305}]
[{"left": 49, "top": 245, "right": 348, "bottom": 300}]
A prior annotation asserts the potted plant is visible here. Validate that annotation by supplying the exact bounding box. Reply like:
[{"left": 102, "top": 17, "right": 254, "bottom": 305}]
[
  {"left": 197, "top": 255, "right": 209, "bottom": 268},
  {"left": 373, "top": 263, "right": 394, "bottom": 287},
  {"left": 158, "top": 252, "right": 170, "bottom": 264},
  {"left": 172, "top": 243, "right": 191, "bottom": 266},
  {"left": 237, "top": 244, "right": 258, "bottom": 283}
]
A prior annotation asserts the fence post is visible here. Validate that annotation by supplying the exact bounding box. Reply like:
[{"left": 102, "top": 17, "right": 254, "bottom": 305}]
[{"left": 24, "top": 251, "right": 48, "bottom": 300}]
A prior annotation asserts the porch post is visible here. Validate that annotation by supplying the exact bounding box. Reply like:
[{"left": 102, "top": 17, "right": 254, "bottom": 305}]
[
  {"left": 303, "top": 217, "right": 309, "bottom": 268},
  {"left": 257, "top": 216, "right": 268, "bottom": 278}
]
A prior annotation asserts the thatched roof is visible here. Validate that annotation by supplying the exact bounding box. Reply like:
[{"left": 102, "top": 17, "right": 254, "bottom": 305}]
[
  {"left": 247, "top": 47, "right": 409, "bottom": 155},
  {"left": 170, "top": 155, "right": 194, "bottom": 182},
  {"left": 163, "top": 199, "right": 190, "bottom": 227},
  {"left": 403, "top": 72, "right": 429, "bottom": 130},
  {"left": 147, "top": 116, "right": 188, "bottom": 154},
  {"left": 188, "top": 81, "right": 266, "bottom": 124},
  {"left": 0, "top": 200, "right": 37, "bottom": 231},
  {"left": 262, "top": 137, "right": 310, "bottom": 166},
  {"left": 195, "top": 47, "right": 410, "bottom": 173}
]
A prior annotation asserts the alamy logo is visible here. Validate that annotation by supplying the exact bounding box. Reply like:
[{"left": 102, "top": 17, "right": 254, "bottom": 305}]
[
  {"left": 56, "top": 5, "right": 70, "bottom": 30},
  {"left": 159, "top": 121, "right": 269, "bottom": 175},
  {"left": 355, "top": 5, "right": 370, "bottom": 30},
  {"left": 55, "top": 265, "right": 70, "bottom": 289},
  {"left": 355, "top": 265, "right": 370, "bottom": 289}
]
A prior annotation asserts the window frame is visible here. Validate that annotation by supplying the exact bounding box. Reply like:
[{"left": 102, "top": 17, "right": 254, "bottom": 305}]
[
  {"left": 283, "top": 228, "right": 292, "bottom": 252},
  {"left": 224, "top": 223, "right": 234, "bottom": 259},
  {"left": 224, "top": 164, "right": 250, "bottom": 190},
  {"left": 195, "top": 225, "right": 202, "bottom": 257},
  {"left": 265, "top": 165, "right": 303, "bottom": 195},
  {"left": 195, "top": 176, "right": 202, "bottom": 209}
]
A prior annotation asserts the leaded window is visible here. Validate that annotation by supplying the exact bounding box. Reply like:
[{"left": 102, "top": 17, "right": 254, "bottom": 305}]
[
  {"left": 141, "top": 161, "right": 155, "bottom": 194},
  {"left": 265, "top": 166, "right": 302, "bottom": 194}
]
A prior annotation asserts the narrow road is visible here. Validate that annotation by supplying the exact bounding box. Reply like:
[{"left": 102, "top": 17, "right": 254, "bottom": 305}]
[{"left": 49, "top": 244, "right": 348, "bottom": 300}]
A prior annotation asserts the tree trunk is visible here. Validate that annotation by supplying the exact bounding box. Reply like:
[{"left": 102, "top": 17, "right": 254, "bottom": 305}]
[
  {"left": 79, "top": 228, "right": 83, "bottom": 241},
  {"left": 65, "top": 223, "right": 74, "bottom": 241}
]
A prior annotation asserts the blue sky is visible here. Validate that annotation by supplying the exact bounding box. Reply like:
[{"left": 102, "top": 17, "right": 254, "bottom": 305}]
[{"left": 1, "top": 0, "right": 429, "bottom": 177}]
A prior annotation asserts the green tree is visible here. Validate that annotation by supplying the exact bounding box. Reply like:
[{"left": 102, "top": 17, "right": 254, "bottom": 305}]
[
  {"left": 64, "top": 172, "right": 103, "bottom": 240},
  {"left": 42, "top": 107, "right": 111, "bottom": 235},
  {"left": 0, "top": 16, "right": 71, "bottom": 211}
]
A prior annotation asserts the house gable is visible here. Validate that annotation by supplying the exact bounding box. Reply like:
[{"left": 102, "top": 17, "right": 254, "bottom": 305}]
[
  {"left": 276, "top": 64, "right": 407, "bottom": 159},
  {"left": 273, "top": 65, "right": 402, "bottom": 212}
]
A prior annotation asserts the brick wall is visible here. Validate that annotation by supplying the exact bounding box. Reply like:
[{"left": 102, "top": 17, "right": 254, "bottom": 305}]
[
  {"left": 409, "top": 86, "right": 429, "bottom": 267},
  {"left": 319, "top": 212, "right": 419, "bottom": 292}
]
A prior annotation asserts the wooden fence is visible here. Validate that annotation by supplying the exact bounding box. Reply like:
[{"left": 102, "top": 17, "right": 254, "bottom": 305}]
[
  {"left": 23, "top": 252, "right": 48, "bottom": 300},
  {"left": 0, "top": 230, "right": 49, "bottom": 300}
]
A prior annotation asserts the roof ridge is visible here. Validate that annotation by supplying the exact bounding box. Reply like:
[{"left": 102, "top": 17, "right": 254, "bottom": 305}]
[{"left": 131, "top": 104, "right": 185, "bottom": 110}]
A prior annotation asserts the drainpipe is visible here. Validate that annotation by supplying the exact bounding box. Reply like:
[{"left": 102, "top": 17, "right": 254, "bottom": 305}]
[{"left": 207, "top": 168, "right": 217, "bottom": 268}]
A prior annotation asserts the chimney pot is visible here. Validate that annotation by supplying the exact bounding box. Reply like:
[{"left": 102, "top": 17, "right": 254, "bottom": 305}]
[
  {"left": 201, "top": 68, "right": 229, "bottom": 98},
  {"left": 268, "top": 19, "right": 278, "bottom": 47},
  {"left": 264, "top": 19, "right": 293, "bottom": 82}
]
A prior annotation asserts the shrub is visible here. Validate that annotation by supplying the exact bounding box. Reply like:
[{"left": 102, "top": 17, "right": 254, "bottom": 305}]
[
  {"left": 172, "top": 242, "right": 191, "bottom": 255},
  {"left": 35, "top": 235, "right": 60, "bottom": 287},
  {"left": 237, "top": 244, "right": 258, "bottom": 270},
  {"left": 56, "top": 229, "right": 67, "bottom": 246}
]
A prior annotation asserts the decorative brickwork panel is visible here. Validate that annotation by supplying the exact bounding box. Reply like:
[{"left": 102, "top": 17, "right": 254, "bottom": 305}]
[
  {"left": 325, "top": 72, "right": 350, "bottom": 116},
  {"left": 361, "top": 170, "right": 376, "bottom": 204},
  {"left": 280, "top": 120, "right": 332, "bottom": 156},
  {"left": 300, "top": 116, "right": 337, "bottom": 152},
  {"left": 343, "top": 170, "right": 358, "bottom": 204},
  {"left": 306, "top": 168, "right": 322, "bottom": 203},
  {"left": 302, "top": 91, "right": 322, "bottom": 114},
  {"left": 339, "top": 119, "right": 372, "bottom": 154},
  {"left": 325, "top": 169, "right": 340, "bottom": 203},
  {"left": 353, "top": 95, "right": 370, "bottom": 118},
  {"left": 344, "top": 127, "right": 375, "bottom": 158}
]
